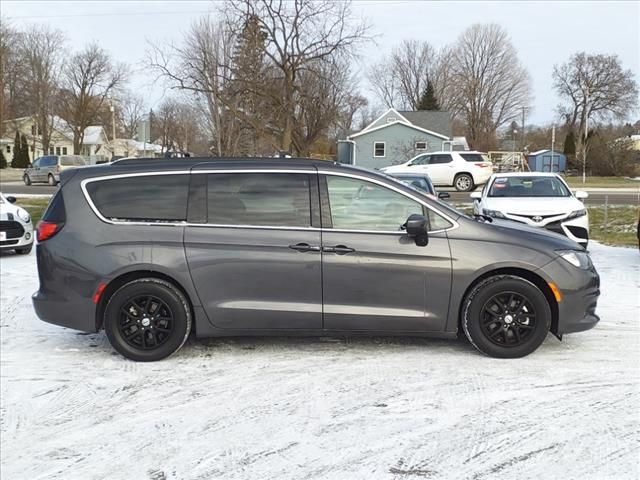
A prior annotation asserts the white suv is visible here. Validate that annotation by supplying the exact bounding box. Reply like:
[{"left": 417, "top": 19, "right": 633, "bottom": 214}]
[{"left": 380, "top": 151, "right": 492, "bottom": 191}]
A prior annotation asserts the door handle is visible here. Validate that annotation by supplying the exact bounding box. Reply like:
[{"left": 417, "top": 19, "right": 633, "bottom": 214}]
[
  {"left": 324, "top": 245, "right": 355, "bottom": 255},
  {"left": 289, "top": 243, "right": 320, "bottom": 252}
]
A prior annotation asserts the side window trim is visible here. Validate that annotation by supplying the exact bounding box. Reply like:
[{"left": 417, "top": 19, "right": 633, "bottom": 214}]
[{"left": 319, "top": 171, "right": 458, "bottom": 234}]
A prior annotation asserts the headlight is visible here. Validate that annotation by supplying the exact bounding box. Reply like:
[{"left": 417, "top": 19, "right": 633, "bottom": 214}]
[
  {"left": 483, "top": 208, "right": 506, "bottom": 219},
  {"left": 566, "top": 208, "right": 587, "bottom": 220},
  {"left": 557, "top": 250, "right": 591, "bottom": 269},
  {"left": 17, "top": 208, "right": 31, "bottom": 223}
]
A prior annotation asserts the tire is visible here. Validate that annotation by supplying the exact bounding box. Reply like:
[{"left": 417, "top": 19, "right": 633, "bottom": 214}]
[
  {"left": 15, "top": 244, "right": 33, "bottom": 255},
  {"left": 23, "top": 174, "right": 31, "bottom": 186},
  {"left": 103, "top": 278, "right": 192, "bottom": 361},
  {"left": 48, "top": 174, "right": 57, "bottom": 186},
  {"left": 462, "top": 275, "right": 551, "bottom": 358},
  {"left": 454, "top": 173, "right": 474, "bottom": 192}
]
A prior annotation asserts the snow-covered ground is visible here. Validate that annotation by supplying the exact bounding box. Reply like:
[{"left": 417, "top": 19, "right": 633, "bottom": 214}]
[{"left": 1, "top": 243, "right": 638, "bottom": 480}]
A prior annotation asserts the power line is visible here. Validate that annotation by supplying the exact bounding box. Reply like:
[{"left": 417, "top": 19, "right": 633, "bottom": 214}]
[{"left": 4, "top": 10, "right": 215, "bottom": 20}]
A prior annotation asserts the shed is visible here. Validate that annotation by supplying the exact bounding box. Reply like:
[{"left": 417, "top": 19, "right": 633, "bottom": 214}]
[{"left": 527, "top": 149, "right": 567, "bottom": 172}]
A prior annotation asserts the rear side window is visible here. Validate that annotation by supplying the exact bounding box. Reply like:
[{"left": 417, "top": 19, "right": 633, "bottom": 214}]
[
  {"left": 41, "top": 156, "right": 57, "bottom": 167},
  {"left": 430, "top": 154, "right": 452, "bottom": 164},
  {"left": 460, "top": 153, "right": 489, "bottom": 163},
  {"left": 61, "top": 155, "right": 86, "bottom": 166},
  {"left": 42, "top": 189, "right": 66, "bottom": 223},
  {"left": 207, "top": 173, "right": 311, "bottom": 227},
  {"left": 86, "top": 174, "right": 189, "bottom": 222}
]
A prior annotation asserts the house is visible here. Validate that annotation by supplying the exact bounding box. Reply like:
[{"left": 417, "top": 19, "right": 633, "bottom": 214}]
[
  {"left": 527, "top": 149, "right": 566, "bottom": 173},
  {"left": 337, "top": 108, "right": 462, "bottom": 170},
  {"left": 110, "top": 138, "right": 164, "bottom": 158},
  {"left": 1, "top": 115, "right": 110, "bottom": 164}
]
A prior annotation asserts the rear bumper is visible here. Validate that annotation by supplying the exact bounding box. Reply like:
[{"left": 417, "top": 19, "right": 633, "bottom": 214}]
[{"left": 32, "top": 290, "right": 98, "bottom": 332}]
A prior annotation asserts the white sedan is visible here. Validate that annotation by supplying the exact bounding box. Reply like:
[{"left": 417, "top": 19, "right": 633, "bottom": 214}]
[
  {"left": 0, "top": 193, "right": 34, "bottom": 254},
  {"left": 470, "top": 173, "right": 590, "bottom": 248}
]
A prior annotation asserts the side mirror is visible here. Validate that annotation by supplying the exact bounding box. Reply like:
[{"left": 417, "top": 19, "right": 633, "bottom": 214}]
[
  {"left": 470, "top": 192, "right": 482, "bottom": 200},
  {"left": 6, "top": 196, "right": 17, "bottom": 204},
  {"left": 438, "top": 192, "right": 450, "bottom": 200},
  {"left": 575, "top": 190, "right": 588, "bottom": 200},
  {"left": 27, "top": 163, "right": 32, "bottom": 168},
  {"left": 404, "top": 214, "right": 429, "bottom": 246}
]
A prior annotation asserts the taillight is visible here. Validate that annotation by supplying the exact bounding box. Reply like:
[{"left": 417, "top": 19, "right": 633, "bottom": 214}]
[
  {"left": 37, "top": 221, "right": 64, "bottom": 242},
  {"left": 56, "top": 165, "right": 61, "bottom": 173},
  {"left": 474, "top": 162, "right": 491, "bottom": 168}
]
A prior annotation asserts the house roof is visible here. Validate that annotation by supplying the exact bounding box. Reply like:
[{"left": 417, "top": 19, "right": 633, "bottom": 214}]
[
  {"left": 398, "top": 111, "right": 452, "bottom": 138},
  {"left": 3, "top": 115, "right": 106, "bottom": 145},
  {"left": 348, "top": 119, "right": 450, "bottom": 141}
]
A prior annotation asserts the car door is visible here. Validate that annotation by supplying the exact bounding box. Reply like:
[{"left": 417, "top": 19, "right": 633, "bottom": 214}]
[
  {"left": 320, "top": 172, "right": 453, "bottom": 332},
  {"left": 27, "top": 158, "right": 41, "bottom": 182},
  {"left": 184, "top": 168, "right": 323, "bottom": 330},
  {"left": 425, "top": 154, "right": 454, "bottom": 185}
]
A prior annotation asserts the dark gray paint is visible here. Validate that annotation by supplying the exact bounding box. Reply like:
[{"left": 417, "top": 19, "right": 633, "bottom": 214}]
[{"left": 32, "top": 157, "right": 600, "bottom": 341}]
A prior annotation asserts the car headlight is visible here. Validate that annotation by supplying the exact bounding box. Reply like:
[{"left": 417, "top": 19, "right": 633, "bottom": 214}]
[
  {"left": 557, "top": 250, "right": 591, "bottom": 269},
  {"left": 482, "top": 208, "right": 506, "bottom": 219},
  {"left": 17, "top": 208, "right": 31, "bottom": 223},
  {"left": 566, "top": 208, "right": 587, "bottom": 220}
]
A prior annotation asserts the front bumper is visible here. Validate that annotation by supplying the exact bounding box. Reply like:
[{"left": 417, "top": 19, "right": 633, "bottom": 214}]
[
  {"left": 0, "top": 221, "right": 34, "bottom": 249},
  {"left": 540, "top": 256, "right": 600, "bottom": 335},
  {"left": 503, "top": 213, "right": 589, "bottom": 246}
]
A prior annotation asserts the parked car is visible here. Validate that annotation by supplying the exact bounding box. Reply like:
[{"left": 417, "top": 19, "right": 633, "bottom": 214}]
[
  {"left": 380, "top": 151, "right": 492, "bottom": 192},
  {"left": 471, "top": 173, "right": 589, "bottom": 248},
  {"left": 386, "top": 172, "right": 451, "bottom": 200},
  {"left": 23, "top": 155, "right": 88, "bottom": 186},
  {"left": 32, "top": 158, "right": 600, "bottom": 361},
  {"left": 0, "top": 193, "right": 34, "bottom": 254}
]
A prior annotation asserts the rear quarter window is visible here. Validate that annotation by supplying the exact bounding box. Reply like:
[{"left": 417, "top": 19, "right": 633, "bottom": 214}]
[{"left": 86, "top": 174, "right": 190, "bottom": 222}]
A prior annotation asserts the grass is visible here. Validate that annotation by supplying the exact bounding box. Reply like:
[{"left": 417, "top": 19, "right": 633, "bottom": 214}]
[
  {"left": 563, "top": 176, "right": 640, "bottom": 188},
  {"left": 0, "top": 168, "right": 26, "bottom": 182},
  {"left": 14, "top": 197, "right": 50, "bottom": 225},
  {"left": 13, "top": 198, "right": 639, "bottom": 248}
]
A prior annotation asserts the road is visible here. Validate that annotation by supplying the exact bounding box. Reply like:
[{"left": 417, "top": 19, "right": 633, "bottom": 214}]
[{"left": 1, "top": 181, "right": 639, "bottom": 205}]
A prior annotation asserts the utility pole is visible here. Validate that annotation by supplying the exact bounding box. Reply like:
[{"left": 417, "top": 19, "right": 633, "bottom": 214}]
[
  {"left": 110, "top": 102, "right": 116, "bottom": 157},
  {"left": 582, "top": 89, "right": 589, "bottom": 185},
  {"left": 551, "top": 124, "right": 556, "bottom": 172},
  {"left": 521, "top": 106, "right": 526, "bottom": 150}
]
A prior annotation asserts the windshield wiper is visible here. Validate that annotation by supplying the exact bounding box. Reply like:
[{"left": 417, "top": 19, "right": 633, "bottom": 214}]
[{"left": 473, "top": 214, "right": 493, "bottom": 223}]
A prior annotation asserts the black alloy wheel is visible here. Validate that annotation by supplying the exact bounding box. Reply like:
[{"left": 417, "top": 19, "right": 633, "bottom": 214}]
[
  {"left": 462, "top": 275, "right": 551, "bottom": 358},
  {"left": 104, "top": 278, "right": 191, "bottom": 361},
  {"left": 479, "top": 291, "right": 536, "bottom": 347}
]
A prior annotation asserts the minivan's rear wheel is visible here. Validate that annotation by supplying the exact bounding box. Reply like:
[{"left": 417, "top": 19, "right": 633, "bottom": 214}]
[
  {"left": 104, "top": 278, "right": 191, "bottom": 361},
  {"left": 48, "top": 174, "right": 57, "bottom": 186},
  {"left": 462, "top": 275, "right": 551, "bottom": 358},
  {"left": 23, "top": 174, "right": 31, "bottom": 186},
  {"left": 454, "top": 173, "right": 474, "bottom": 192}
]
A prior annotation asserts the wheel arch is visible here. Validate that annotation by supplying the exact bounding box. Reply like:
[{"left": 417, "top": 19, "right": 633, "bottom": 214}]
[
  {"left": 95, "top": 270, "right": 195, "bottom": 333},
  {"left": 458, "top": 267, "right": 559, "bottom": 335}
]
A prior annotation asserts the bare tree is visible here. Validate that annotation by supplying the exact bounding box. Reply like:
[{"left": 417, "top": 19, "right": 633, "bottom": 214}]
[
  {"left": 0, "top": 20, "right": 23, "bottom": 128},
  {"left": 224, "top": 0, "right": 369, "bottom": 153},
  {"left": 368, "top": 41, "right": 454, "bottom": 112},
  {"left": 553, "top": 52, "right": 639, "bottom": 158},
  {"left": 450, "top": 24, "right": 531, "bottom": 151},
  {"left": 117, "top": 91, "right": 146, "bottom": 139},
  {"left": 155, "top": 96, "right": 204, "bottom": 154},
  {"left": 16, "top": 25, "right": 66, "bottom": 152},
  {"left": 58, "top": 43, "right": 127, "bottom": 154}
]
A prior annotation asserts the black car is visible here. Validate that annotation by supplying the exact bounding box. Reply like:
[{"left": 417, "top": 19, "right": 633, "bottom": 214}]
[{"left": 32, "top": 157, "right": 600, "bottom": 361}]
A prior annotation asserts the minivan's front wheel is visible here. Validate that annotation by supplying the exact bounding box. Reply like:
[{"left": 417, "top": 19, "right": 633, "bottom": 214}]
[
  {"left": 454, "top": 173, "right": 474, "bottom": 192},
  {"left": 462, "top": 275, "right": 551, "bottom": 358},
  {"left": 104, "top": 278, "right": 191, "bottom": 361}
]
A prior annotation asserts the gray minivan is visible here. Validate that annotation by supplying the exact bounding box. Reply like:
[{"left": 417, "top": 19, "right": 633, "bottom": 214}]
[
  {"left": 32, "top": 158, "right": 600, "bottom": 361},
  {"left": 24, "top": 155, "right": 88, "bottom": 186}
]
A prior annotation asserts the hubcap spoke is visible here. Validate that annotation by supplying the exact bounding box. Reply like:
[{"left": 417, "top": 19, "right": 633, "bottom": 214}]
[{"left": 480, "top": 291, "right": 536, "bottom": 348}]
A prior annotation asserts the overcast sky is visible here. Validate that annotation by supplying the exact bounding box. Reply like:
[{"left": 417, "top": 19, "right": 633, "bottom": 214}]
[{"left": 3, "top": 0, "right": 639, "bottom": 126}]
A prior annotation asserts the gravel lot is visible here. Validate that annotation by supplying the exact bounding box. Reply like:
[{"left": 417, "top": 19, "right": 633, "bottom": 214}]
[{"left": 1, "top": 243, "right": 638, "bottom": 480}]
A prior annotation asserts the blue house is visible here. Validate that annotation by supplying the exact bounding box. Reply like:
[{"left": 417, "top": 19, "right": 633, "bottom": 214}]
[
  {"left": 337, "top": 108, "right": 457, "bottom": 170},
  {"left": 527, "top": 149, "right": 567, "bottom": 172}
]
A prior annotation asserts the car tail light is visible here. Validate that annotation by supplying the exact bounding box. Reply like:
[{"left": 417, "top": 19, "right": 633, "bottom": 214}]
[
  {"left": 474, "top": 162, "right": 491, "bottom": 168},
  {"left": 56, "top": 165, "right": 61, "bottom": 173},
  {"left": 37, "top": 221, "right": 64, "bottom": 242}
]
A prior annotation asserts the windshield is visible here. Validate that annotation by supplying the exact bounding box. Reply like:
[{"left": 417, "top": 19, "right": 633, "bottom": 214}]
[{"left": 488, "top": 176, "right": 571, "bottom": 197}]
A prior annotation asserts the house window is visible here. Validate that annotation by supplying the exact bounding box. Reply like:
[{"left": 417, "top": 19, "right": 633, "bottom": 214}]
[
  {"left": 49, "top": 147, "right": 55, "bottom": 154},
  {"left": 56, "top": 147, "right": 61, "bottom": 155},
  {"left": 62, "top": 147, "right": 68, "bottom": 155},
  {"left": 5, "top": 145, "right": 10, "bottom": 153},
  {"left": 386, "top": 116, "right": 396, "bottom": 123},
  {"left": 374, "top": 142, "right": 386, "bottom": 157},
  {"left": 31, "top": 125, "right": 36, "bottom": 135},
  {"left": 415, "top": 142, "right": 428, "bottom": 151},
  {"left": 30, "top": 146, "right": 34, "bottom": 152}
]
